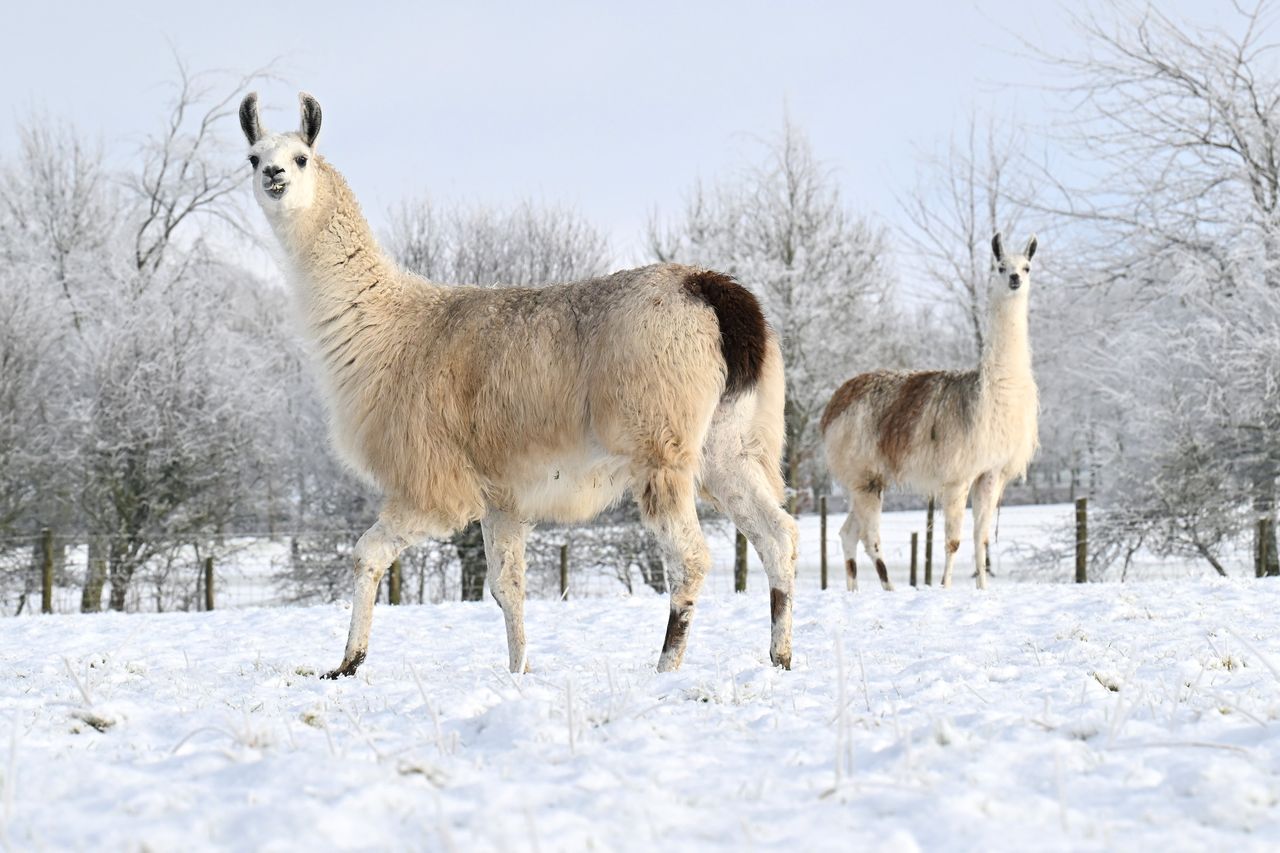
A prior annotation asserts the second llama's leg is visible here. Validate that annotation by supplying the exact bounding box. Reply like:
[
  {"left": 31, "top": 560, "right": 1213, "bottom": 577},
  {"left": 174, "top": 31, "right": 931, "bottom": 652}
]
[
  {"left": 323, "top": 511, "right": 424, "bottom": 679},
  {"left": 938, "top": 485, "right": 968, "bottom": 589},
  {"left": 481, "top": 510, "right": 533, "bottom": 673},
  {"left": 838, "top": 511, "right": 861, "bottom": 592},
  {"left": 639, "top": 468, "right": 712, "bottom": 672},
  {"left": 971, "top": 472, "right": 1001, "bottom": 591},
  {"left": 853, "top": 487, "right": 894, "bottom": 591}
]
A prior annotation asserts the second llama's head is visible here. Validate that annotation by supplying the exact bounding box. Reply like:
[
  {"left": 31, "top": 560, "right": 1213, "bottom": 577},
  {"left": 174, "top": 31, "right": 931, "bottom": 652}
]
[
  {"left": 990, "top": 232, "right": 1038, "bottom": 304},
  {"left": 239, "top": 92, "right": 323, "bottom": 219}
]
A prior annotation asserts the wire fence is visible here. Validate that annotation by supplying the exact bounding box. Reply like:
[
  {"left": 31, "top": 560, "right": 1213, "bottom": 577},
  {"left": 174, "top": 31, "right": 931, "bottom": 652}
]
[{"left": 1, "top": 500, "right": 1269, "bottom": 617}]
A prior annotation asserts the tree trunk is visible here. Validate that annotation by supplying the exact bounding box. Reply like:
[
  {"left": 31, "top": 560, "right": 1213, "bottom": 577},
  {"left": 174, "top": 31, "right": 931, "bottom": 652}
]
[
  {"left": 453, "top": 521, "right": 487, "bottom": 601},
  {"left": 106, "top": 544, "right": 133, "bottom": 611}
]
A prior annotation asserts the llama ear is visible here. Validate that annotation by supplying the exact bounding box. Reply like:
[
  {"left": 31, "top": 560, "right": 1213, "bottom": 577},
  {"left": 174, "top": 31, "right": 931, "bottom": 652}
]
[
  {"left": 239, "top": 93, "right": 263, "bottom": 145},
  {"left": 299, "top": 92, "right": 322, "bottom": 147},
  {"left": 991, "top": 232, "right": 1005, "bottom": 262},
  {"left": 1025, "top": 234, "right": 1038, "bottom": 260}
]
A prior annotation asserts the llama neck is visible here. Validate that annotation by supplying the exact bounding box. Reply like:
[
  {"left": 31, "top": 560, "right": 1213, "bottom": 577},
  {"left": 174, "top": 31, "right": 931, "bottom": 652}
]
[
  {"left": 273, "top": 159, "right": 411, "bottom": 315},
  {"left": 979, "top": 297, "right": 1032, "bottom": 389}
]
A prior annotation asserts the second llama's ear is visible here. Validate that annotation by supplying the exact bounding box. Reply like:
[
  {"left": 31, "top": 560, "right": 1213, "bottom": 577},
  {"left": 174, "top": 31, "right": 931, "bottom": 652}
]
[
  {"left": 299, "top": 93, "right": 322, "bottom": 147},
  {"left": 239, "top": 93, "right": 263, "bottom": 145},
  {"left": 1025, "top": 234, "right": 1038, "bottom": 260},
  {"left": 991, "top": 232, "right": 1005, "bottom": 263}
]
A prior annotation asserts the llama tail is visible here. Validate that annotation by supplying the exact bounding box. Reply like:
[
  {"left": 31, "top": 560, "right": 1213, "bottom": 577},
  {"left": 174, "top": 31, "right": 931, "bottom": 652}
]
[
  {"left": 750, "top": 332, "right": 788, "bottom": 502},
  {"left": 682, "top": 270, "right": 768, "bottom": 397}
]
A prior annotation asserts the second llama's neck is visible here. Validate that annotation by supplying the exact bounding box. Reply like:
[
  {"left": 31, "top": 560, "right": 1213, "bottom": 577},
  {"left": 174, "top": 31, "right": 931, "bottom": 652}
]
[{"left": 979, "top": 296, "right": 1033, "bottom": 388}]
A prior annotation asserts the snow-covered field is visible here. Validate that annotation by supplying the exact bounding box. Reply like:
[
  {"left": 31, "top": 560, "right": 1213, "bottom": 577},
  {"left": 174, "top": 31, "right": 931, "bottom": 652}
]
[{"left": 6, "top": 579, "right": 1280, "bottom": 850}]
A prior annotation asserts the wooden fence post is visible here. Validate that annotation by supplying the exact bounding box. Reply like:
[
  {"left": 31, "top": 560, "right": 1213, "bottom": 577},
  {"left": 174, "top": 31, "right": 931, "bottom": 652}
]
[
  {"left": 910, "top": 532, "right": 919, "bottom": 588},
  {"left": 204, "top": 556, "right": 215, "bottom": 611},
  {"left": 559, "top": 543, "right": 569, "bottom": 600},
  {"left": 1075, "top": 497, "right": 1088, "bottom": 584},
  {"left": 734, "top": 530, "right": 748, "bottom": 593},
  {"left": 41, "top": 528, "right": 54, "bottom": 614},
  {"left": 924, "top": 498, "right": 935, "bottom": 586},
  {"left": 1257, "top": 518, "right": 1270, "bottom": 579},
  {"left": 388, "top": 558, "right": 402, "bottom": 605},
  {"left": 820, "top": 495, "right": 828, "bottom": 591}
]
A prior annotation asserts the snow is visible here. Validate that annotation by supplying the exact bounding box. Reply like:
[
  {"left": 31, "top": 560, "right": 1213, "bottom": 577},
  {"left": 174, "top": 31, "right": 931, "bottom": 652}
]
[{"left": 6, "top": 578, "right": 1280, "bottom": 850}]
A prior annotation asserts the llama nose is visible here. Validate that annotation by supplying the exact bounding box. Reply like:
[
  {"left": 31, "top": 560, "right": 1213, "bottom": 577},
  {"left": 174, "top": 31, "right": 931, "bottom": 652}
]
[
  {"left": 1009, "top": 274, "right": 1021, "bottom": 285},
  {"left": 264, "top": 165, "right": 285, "bottom": 179}
]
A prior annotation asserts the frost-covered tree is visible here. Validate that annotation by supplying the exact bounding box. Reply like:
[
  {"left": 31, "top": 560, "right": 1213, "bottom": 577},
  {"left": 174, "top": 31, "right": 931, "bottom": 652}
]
[
  {"left": 1042, "top": 1, "right": 1280, "bottom": 575},
  {"left": 649, "top": 119, "right": 898, "bottom": 505}
]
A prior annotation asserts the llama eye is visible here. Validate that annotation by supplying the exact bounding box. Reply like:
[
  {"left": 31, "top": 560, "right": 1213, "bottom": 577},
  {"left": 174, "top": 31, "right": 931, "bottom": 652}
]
[
  {"left": 248, "top": 155, "right": 260, "bottom": 169},
  {"left": 295, "top": 155, "right": 308, "bottom": 168}
]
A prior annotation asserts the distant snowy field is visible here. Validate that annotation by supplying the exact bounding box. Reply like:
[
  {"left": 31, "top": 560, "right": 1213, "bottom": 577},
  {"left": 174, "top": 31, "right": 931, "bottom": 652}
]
[{"left": 6, "top": 580, "right": 1280, "bottom": 850}]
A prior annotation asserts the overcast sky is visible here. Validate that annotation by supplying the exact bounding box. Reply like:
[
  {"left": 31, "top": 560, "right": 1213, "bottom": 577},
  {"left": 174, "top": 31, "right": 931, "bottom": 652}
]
[{"left": 1, "top": 1, "right": 1213, "bottom": 265}]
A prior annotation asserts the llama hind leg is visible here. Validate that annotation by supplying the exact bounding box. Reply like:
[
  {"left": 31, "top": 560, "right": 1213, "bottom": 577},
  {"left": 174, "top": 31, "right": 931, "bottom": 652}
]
[
  {"left": 971, "top": 473, "right": 1001, "bottom": 591},
  {"left": 639, "top": 469, "right": 712, "bottom": 672},
  {"left": 939, "top": 485, "right": 968, "bottom": 589},
  {"left": 704, "top": 459, "right": 798, "bottom": 669},
  {"left": 482, "top": 510, "right": 532, "bottom": 673},
  {"left": 853, "top": 486, "right": 894, "bottom": 591},
  {"left": 838, "top": 511, "right": 861, "bottom": 592},
  {"left": 323, "top": 510, "right": 425, "bottom": 679}
]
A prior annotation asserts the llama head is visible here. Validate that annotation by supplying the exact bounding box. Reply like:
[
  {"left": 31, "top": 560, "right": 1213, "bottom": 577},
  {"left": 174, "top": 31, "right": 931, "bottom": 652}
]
[
  {"left": 239, "top": 92, "right": 323, "bottom": 218},
  {"left": 990, "top": 232, "right": 1037, "bottom": 300}
]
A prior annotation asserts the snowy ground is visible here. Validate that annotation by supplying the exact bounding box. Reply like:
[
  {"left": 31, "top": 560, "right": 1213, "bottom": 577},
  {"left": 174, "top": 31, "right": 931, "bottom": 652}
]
[{"left": 5, "top": 579, "right": 1280, "bottom": 850}]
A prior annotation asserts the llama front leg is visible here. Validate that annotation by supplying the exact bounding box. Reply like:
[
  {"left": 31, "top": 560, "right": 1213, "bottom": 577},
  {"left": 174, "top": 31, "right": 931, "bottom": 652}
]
[
  {"left": 852, "top": 486, "right": 893, "bottom": 591},
  {"left": 482, "top": 510, "right": 532, "bottom": 673},
  {"left": 938, "top": 486, "right": 968, "bottom": 589},
  {"left": 323, "top": 515, "right": 420, "bottom": 679},
  {"left": 971, "top": 472, "right": 1001, "bottom": 591}
]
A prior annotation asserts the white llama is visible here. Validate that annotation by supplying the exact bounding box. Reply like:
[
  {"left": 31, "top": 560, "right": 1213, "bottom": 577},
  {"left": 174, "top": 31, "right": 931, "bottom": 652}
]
[
  {"left": 821, "top": 233, "right": 1039, "bottom": 591},
  {"left": 239, "top": 93, "right": 797, "bottom": 677}
]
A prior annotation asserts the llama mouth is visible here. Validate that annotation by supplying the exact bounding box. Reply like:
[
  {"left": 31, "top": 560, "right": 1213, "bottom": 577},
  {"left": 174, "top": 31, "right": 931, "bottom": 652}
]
[{"left": 263, "top": 181, "right": 288, "bottom": 199}]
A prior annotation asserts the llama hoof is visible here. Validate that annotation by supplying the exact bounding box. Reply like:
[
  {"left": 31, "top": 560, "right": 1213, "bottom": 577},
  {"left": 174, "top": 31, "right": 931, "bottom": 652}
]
[
  {"left": 321, "top": 651, "right": 365, "bottom": 680},
  {"left": 771, "top": 650, "right": 792, "bottom": 670}
]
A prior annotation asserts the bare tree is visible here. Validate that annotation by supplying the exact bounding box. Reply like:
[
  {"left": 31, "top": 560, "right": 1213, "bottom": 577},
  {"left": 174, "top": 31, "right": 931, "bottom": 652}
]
[
  {"left": 1043, "top": 1, "right": 1280, "bottom": 574},
  {"left": 901, "top": 112, "right": 1033, "bottom": 359}
]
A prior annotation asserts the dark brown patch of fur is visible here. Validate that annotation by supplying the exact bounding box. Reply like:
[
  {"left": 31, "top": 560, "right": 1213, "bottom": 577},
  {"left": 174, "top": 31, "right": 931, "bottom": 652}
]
[
  {"left": 947, "top": 540, "right": 960, "bottom": 554},
  {"left": 661, "top": 608, "right": 690, "bottom": 657},
  {"left": 821, "top": 372, "right": 879, "bottom": 433},
  {"left": 321, "top": 649, "right": 365, "bottom": 680},
  {"left": 770, "top": 588, "right": 789, "bottom": 625},
  {"left": 682, "top": 270, "right": 767, "bottom": 397},
  {"left": 845, "top": 558, "right": 857, "bottom": 583},
  {"left": 864, "top": 474, "right": 886, "bottom": 496},
  {"left": 877, "top": 371, "right": 945, "bottom": 472},
  {"left": 875, "top": 559, "right": 890, "bottom": 584}
]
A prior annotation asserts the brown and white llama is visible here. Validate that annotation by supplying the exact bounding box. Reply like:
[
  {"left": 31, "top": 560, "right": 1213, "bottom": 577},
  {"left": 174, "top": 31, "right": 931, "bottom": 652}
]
[
  {"left": 821, "top": 233, "right": 1039, "bottom": 591},
  {"left": 239, "top": 93, "right": 797, "bottom": 677}
]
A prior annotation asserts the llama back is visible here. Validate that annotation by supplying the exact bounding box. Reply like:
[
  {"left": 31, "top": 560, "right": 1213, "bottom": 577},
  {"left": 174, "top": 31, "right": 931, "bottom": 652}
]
[{"left": 822, "top": 369, "right": 986, "bottom": 493}]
